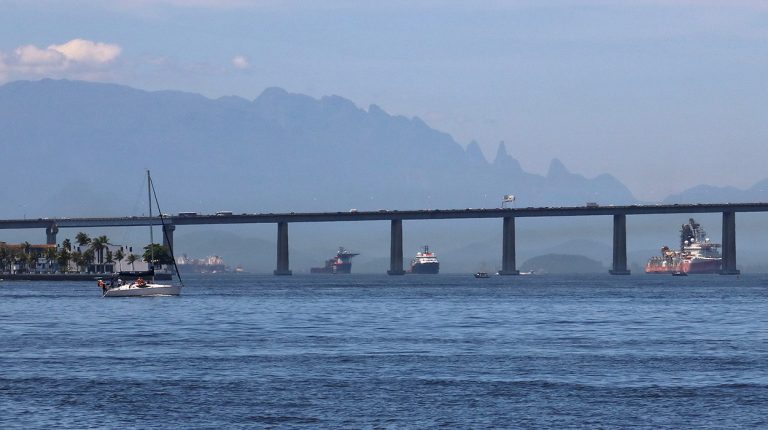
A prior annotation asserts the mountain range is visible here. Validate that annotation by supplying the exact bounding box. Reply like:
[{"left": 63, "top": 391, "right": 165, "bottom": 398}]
[{"left": 1, "top": 79, "right": 766, "bottom": 272}]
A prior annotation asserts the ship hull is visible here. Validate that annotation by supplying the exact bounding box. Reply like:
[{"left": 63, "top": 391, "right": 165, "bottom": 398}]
[
  {"left": 311, "top": 248, "right": 358, "bottom": 274},
  {"left": 103, "top": 283, "right": 181, "bottom": 297},
  {"left": 645, "top": 258, "right": 721, "bottom": 274},
  {"left": 177, "top": 264, "right": 227, "bottom": 274},
  {"left": 410, "top": 262, "right": 439, "bottom": 274},
  {"left": 311, "top": 262, "right": 352, "bottom": 274}
]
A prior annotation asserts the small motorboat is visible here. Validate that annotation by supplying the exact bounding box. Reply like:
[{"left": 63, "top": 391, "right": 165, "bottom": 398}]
[
  {"left": 672, "top": 271, "right": 688, "bottom": 277},
  {"left": 474, "top": 272, "right": 490, "bottom": 278}
]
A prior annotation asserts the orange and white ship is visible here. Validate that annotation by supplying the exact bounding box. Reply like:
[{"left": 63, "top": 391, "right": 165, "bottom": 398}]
[{"left": 645, "top": 218, "right": 722, "bottom": 274}]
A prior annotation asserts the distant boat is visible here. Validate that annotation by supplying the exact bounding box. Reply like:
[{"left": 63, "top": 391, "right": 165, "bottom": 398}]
[
  {"left": 646, "top": 218, "right": 722, "bottom": 274},
  {"left": 177, "top": 254, "right": 228, "bottom": 274},
  {"left": 409, "top": 246, "right": 440, "bottom": 274},
  {"left": 474, "top": 272, "right": 490, "bottom": 278},
  {"left": 100, "top": 275, "right": 181, "bottom": 297},
  {"left": 672, "top": 271, "right": 688, "bottom": 277},
  {"left": 101, "top": 171, "right": 183, "bottom": 297},
  {"left": 311, "top": 247, "right": 359, "bottom": 274}
]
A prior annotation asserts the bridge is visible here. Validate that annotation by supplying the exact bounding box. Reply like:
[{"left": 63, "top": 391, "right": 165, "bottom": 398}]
[{"left": 3, "top": 202, "right": 767, "bottom": 275}]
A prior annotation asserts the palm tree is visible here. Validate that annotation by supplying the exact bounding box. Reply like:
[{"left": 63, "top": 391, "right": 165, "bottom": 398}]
[
  {"left": 22, "top": 242, "right": 33, "bottom": 273},
  {"left": 126, "top": 254, "right": 138, "bottom": 270},
  {"left": 62, "top": 238, "right": 72, "bottom": 252},
  {"left": 105, "top": 250, "right": 114, "bottom": 273},
  {"left": 83, "top": 249, "right": 95, "bottom": 273},
  {"left": 90, "top": 235, "right": 109, "bottom": 271},
  {"left": 27, "top": 252, "right": 38, "bottom": 273},
  {"left": 75, "top": 232, "right": 91, "bottom": 248},
  {"left": 57, "top": 248, "right": 71, "bottom": 273},
  {"left": 46, "top": 248, "right": 57, "bottom": 273},
  {"left": 71, "top": 251, "right": 84, "bottom": 273},
  {"left": 114, "top": 248, "right": 125, "bottom": 271},
  {"left": 0, "top": 247, "right": 12, "bottom": 274},
  {"left": 0, "top": 247, "right": 8, "bottom": 273}
]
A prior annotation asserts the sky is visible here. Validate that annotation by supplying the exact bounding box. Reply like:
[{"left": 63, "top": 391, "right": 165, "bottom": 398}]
[{"left": 1, "top": 0, "right": 766, "bottom": 201}]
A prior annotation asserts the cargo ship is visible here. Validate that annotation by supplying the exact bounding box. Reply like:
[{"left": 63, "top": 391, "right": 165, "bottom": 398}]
[
  {"left": 176, "top": 254, "right": 228, "bottom": 274},
  {"left": 645, "top": 218, "right": 722, "bottom": 274},
  {"left": 409, "top": 246, "right": 440, "bottom": 274},
  {"left": 310, "top": 247, "right": 359, "bottom": 274}
]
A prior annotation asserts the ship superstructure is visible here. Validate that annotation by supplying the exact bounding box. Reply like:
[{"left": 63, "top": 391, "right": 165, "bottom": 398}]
[
  {"left": 176, "top": 254, "right": 228, "bottom": 274},
  {"left": 311, "top": 247, "right": 359, "bottom": 274},
  {"left": 409, "top": 245, "right": 440, "bottom": 274},
  {"left": 645, "top": 218, "right": 722, "bottom": 274}
]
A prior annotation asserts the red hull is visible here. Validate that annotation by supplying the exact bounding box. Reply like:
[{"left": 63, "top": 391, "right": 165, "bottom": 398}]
[{"left": 645, "top": 258, "right": 721, "bottom": 274}]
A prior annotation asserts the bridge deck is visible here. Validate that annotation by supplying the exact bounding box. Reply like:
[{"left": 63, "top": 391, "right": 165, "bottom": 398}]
[{"left": 2, "top": 203, "right": 767, "bottom": 229}]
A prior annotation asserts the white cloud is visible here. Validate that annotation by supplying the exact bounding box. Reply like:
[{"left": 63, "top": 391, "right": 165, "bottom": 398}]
[
  {"left": 49, "top": 39, "right": 122, "bottom": 65},
  {"left": 15, "top": 45, "right": 66, "bottom": 66},
  {"left": 0, "top": 39, "right": 122, "bottom": 83},
  {"left": 232, "top": 55, "right": 250, "bottom": 70}
]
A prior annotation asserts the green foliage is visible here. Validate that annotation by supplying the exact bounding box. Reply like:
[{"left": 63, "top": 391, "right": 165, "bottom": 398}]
[
  {"left": 142, "top": 243, "right": 174, "bottom": 265},
  {"left": 83, "top": 249, "right": 95, "bottom": 266},
  {"left": 75, "top": 232, "right": 91, "bottom": 247},
  {"left": 126, "top": 254, "right": 138, "bottom": 269},
  {"left": 57, "top": 248, "right": 71, "bottom": 273}
]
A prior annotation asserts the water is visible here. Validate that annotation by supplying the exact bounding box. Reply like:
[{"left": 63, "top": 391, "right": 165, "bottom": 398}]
[{"left": 2, "top": 274, "right": 767, "bottom": 429}]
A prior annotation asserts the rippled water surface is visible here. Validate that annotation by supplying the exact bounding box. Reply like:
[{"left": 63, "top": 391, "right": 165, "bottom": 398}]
[{"left": 2, "top": 274, "right": 767, "bottom": 429}]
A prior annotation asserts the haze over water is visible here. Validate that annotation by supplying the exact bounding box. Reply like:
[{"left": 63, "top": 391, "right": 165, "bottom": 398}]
[{"left": 2, "top": 274, "right": 767, "bottom": 428}]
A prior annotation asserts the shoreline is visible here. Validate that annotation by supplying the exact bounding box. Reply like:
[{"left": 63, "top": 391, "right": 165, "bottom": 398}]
[{"left": 0, "top": 273, "right": 173, "bottom": 281}]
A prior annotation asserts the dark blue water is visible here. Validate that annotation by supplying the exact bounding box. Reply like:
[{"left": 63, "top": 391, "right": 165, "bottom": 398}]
[{"left": 2, "top": 274, "right": 767, "bottom": 429}]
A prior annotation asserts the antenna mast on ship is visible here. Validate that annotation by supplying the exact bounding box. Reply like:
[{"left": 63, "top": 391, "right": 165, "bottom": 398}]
[{"left": 148, "top": 170, "right": 155, "bottom": 276}]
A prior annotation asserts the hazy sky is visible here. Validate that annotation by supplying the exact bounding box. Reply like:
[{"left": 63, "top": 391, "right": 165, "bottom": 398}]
[{"left": 1, "top": 0, "right": 766, "bottom": 200}]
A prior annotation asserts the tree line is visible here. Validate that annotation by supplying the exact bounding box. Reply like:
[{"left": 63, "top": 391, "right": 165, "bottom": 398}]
[{"left": 0, "top": 232, "right": 173, "bottom": 274}]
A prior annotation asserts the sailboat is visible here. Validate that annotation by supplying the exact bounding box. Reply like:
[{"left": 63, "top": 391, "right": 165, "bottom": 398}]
[{"left": 101, "top": 171, "right": 184, "bottom": 297}]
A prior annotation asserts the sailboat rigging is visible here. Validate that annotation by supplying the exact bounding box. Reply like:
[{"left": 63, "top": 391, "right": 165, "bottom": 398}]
[{"left": 100, "top": 170, "right": 184, "bottom": 297}]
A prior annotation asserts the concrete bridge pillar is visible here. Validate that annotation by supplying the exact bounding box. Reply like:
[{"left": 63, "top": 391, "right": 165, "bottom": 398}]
[
  {"left": 721, "top": 211, "right": 739, "bottom": 275},
  {"left": 162, "top": 223, "right": 175, "bottom": 252},
  {"left": 388, "top": 219, "right": 405, "bottom": 275},
  {"left": 45, "top": 224, "right": 59, "bottom": 245},
  {"left": 274, "top": 221, "right": 292, "bottom": 275},
  {"left": 610, "top": 214, "right": 631, "bottom": 275},
  {"left": 499, "top": 216, "right": 519, "bottom": 275}
]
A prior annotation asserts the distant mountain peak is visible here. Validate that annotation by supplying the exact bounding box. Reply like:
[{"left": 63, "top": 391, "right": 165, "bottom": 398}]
[
  {"left": 465, "top": 141, "right": 487, "bottom": 164},
  {"left": 368, "top": 104, "right": 387, "bottom": 116},
  {"left": 0, "top": 78, "right": 642, "bottom": 213},
  {"left": 258, "top": 86, "right": 289, "bottom": 98},
  {"left": 320, "top": 94, "right": 360, "bottom": 112},
  {"left": 547, "top": 158, "right": 572, "bottom": 178},
  {"left": 494, "top": 141, "right": 509, "bottom": 162},
  {"left": 492, "top": 141, "right": 522, "bottom": 172}
]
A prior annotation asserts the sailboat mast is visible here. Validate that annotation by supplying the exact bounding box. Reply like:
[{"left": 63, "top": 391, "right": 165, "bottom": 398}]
[{"left": 148, "top": 170, "right": 154, "bottom": 270}]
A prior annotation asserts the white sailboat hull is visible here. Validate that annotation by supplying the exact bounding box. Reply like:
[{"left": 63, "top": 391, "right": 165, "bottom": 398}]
[
  {"left": 103, "top": 283, "right": 181, "bottom": 297},
  {"left": 98, "top": 170, "right": 184, "bottom": 298}
]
